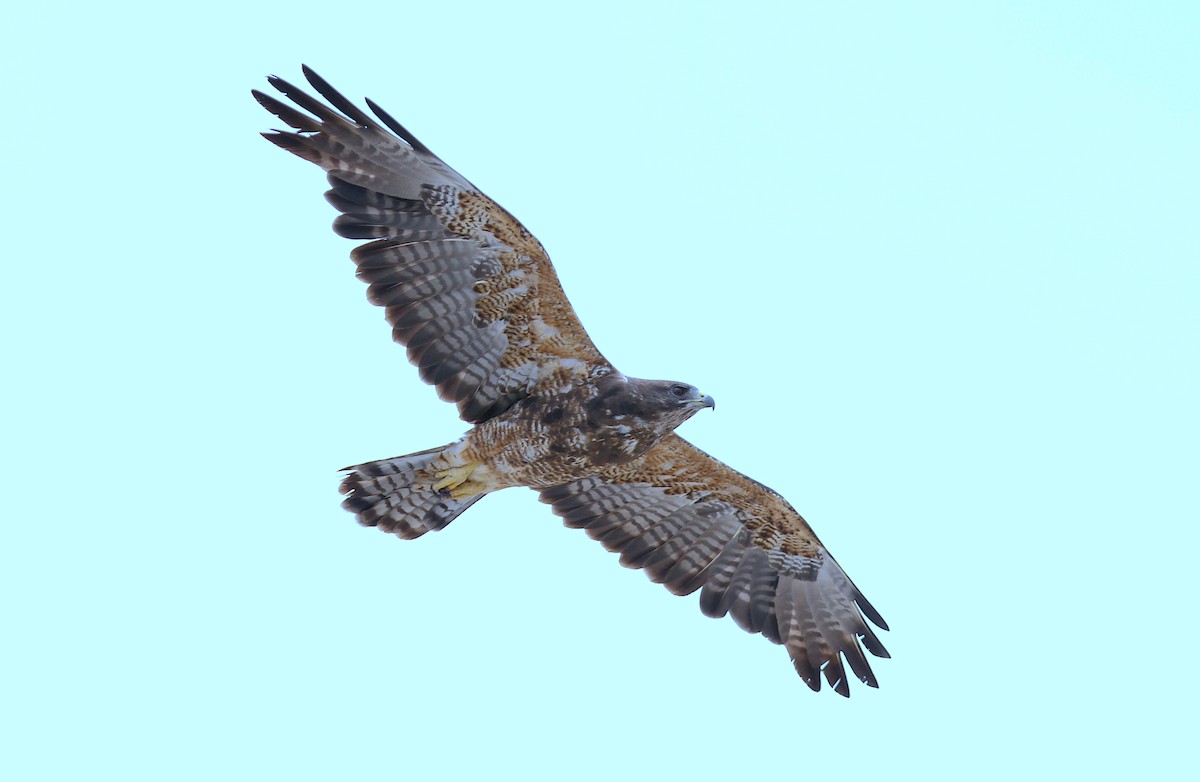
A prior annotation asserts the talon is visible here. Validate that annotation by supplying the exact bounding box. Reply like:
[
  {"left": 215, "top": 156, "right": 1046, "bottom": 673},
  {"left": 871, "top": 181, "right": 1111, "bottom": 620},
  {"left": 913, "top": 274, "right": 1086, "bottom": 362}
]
[
  {"left": 447, "top": 483, "right": 480, "bottom": 500},
  {"left": 432, "top": 463, "right": 480, "bottom": 495}
]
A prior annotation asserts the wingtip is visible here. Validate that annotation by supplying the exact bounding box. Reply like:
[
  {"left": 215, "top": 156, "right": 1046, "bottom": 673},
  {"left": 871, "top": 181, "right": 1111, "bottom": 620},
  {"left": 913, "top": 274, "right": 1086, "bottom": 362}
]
[
  {"left": 266, "top": 73, "right": 305, "bottom": 100},
  {"left": 855, "top": 592, "right": 890, "bottom": 631},
  {"left": 365, "top": 96, "right": 431, "bottom": 154},
  {"left": 250, "top": 88, "right": 277, "bottom": 110}
]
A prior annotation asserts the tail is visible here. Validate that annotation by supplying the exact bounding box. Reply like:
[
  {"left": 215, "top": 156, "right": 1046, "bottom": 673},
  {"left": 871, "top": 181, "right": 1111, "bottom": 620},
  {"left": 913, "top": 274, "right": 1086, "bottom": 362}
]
[{"left": 339, "top": 446, "right": 485, "bottom": 539}]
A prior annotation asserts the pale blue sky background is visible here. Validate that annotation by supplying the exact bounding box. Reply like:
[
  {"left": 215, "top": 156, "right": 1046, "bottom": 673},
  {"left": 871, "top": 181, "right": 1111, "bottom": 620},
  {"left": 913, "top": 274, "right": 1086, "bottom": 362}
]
[{"left": 4, "top": 2, "right": 1197, "bottom": 780}]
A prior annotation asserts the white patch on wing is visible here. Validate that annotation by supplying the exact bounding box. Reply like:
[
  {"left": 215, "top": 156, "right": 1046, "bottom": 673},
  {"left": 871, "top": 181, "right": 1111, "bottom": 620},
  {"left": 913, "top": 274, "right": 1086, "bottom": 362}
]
[
  {"left": 550, "top": 358, "right": 585, "bottom": 375},
  {"left": 529, "top": 317, "right": 560, "bottom": 342}
]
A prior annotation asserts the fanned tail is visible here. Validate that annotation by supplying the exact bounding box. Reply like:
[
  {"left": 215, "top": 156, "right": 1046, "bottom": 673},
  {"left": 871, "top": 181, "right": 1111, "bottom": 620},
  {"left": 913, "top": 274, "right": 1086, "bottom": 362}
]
[{"left": 339, "top": 446, "right": 484, "bottom": 539}]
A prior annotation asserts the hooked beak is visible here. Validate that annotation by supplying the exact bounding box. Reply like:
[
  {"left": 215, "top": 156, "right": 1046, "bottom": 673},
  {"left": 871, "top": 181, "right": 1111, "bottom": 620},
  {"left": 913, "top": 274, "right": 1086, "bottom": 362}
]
[{"left": 694, "top": 394, "right": 716, "bottom": 411}]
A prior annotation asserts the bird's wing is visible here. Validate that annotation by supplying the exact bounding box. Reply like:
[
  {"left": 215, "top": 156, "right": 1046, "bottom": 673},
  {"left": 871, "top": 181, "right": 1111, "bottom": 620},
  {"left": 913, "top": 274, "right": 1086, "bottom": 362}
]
[
  {"left": 255, "top": 67, "right": 612, "bottom": 423},
  {"left": 538, "top": 433, "right": 889, "bottom": 696}
]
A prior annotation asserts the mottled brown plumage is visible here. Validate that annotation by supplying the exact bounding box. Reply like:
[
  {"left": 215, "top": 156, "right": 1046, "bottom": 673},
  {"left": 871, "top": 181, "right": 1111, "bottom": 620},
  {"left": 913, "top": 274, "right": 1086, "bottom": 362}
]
[{"left": 256, "top": 66, "right": 890, "bottom": 696}]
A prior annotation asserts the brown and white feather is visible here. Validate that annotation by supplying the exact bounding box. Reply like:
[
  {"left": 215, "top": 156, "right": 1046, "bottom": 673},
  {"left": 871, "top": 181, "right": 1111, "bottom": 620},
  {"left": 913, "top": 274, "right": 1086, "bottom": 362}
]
[
  {"left": 257, "top": 67, "right": 890, "bottom": 697},
  {"left": 255, "top": 66, "right": 609, "bottom": 423},
  {"left": 539, "top": 434, "right": 889, "bottom": 696}
]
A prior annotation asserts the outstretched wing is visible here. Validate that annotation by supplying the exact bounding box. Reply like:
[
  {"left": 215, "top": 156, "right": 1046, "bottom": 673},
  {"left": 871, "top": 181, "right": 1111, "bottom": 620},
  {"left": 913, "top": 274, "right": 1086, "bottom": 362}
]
[
  {"left": 538, "top": 433, "right": 889, "bottom": 696},
  {"left": 255, "top": 66, "right": 611, "bottom": 423}
]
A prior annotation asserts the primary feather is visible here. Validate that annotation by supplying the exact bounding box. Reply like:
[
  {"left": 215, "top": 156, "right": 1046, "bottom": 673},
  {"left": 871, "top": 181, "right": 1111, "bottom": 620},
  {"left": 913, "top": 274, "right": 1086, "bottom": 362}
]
[{"left": 257, "top": 67, "right": 890, "bottom": 696}]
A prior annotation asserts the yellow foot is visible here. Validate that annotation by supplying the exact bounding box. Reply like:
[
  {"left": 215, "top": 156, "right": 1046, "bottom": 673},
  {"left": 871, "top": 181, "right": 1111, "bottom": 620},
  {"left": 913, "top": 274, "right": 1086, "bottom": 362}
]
[{"left": 432, "top": 462, "right": 481, "bottom": 499}]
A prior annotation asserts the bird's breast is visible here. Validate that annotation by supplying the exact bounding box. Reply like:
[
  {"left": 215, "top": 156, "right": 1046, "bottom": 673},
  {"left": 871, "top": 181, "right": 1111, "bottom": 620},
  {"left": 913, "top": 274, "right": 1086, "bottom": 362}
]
[{"left": 461, "top": 392, "right": 664, "bottom": 488}]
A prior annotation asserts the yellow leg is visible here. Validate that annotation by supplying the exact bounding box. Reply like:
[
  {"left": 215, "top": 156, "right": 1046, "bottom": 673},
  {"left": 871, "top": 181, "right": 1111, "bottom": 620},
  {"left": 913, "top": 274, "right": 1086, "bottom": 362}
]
[{"left": 432, "top": 462, "right": 481, "bottom": 499}]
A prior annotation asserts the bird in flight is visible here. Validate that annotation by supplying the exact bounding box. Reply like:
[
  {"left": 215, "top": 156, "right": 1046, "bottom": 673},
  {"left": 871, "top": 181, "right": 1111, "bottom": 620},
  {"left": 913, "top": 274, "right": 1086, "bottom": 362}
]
[{"left": 254, "top": 66, "right": 890, "bottom": 696}]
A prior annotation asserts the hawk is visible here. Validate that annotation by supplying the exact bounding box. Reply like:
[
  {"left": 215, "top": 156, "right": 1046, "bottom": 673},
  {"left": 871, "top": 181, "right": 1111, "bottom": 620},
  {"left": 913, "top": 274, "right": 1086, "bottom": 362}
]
[{"left": 255, "top": 67, "right": 890, "bottom": 696}]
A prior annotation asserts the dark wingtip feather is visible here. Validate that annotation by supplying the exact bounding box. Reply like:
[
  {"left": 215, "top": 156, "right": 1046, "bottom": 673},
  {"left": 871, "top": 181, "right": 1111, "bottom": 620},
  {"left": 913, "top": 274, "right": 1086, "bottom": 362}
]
[
  {"left": 821, "top": 655, "right": 851, "bottom": 697},
  {"left": 301, "top": 65, "right": 377, "bottom": 127},
  {"left": 253, "top": 88, "right": 322, "bottom": 132},
  {"left": 365, "top": 96, "right": 432, "bottom": 154},
  {"left": 267, "top": 73, "right": 348, "bottom": 127},
  {"left": 859, "top": 629, "right": 891, "bottom": 659},
  {"left": 266, "top": 74, "right": 293, "bottom": 93},
  {"left": 841, "top": 642, "right": 879, "bottom": 688},
  {"left": 796, "top": 667, "right": 822, "bottom": 693},
  {"left": 855, "top": 592, "right": 889, "bottom": 631},
  {"left": 260, "top": 131, "right": 322, "bottom": 164}
]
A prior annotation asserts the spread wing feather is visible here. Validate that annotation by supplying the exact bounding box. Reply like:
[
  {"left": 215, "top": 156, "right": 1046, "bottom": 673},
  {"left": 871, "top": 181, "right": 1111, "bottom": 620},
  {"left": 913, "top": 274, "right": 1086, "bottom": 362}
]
[
  {"left": 255, "top": 66, "right": 610, "bottom": 423},
  {"left": 538, "top": 433, "right": 889, "bottom": 697}
]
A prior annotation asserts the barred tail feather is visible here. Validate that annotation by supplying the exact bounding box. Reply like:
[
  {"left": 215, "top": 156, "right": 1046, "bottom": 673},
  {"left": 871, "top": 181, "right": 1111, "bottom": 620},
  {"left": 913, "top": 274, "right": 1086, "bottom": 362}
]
[{"left": 339, "top": 446, "right": 484, "bottom": 539}]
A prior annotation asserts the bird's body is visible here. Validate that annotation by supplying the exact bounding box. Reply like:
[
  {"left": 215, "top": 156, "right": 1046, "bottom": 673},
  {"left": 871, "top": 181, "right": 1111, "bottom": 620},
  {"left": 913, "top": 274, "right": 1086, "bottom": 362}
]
[
  {"left": 429, "top": 372, "right": 716, "bottom": 497},
  {"left": 256, "top": 67, "right": 891, "bottom": 696}
]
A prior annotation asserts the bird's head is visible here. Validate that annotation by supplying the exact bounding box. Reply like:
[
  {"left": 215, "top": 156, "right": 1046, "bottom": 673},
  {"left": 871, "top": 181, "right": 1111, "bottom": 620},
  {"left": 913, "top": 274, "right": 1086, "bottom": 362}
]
[
  {"left": 643, "top": 380, "right": 716, "bottom": 422},
  {"left": 589, "top": 376, "right": 715, "bottom": 433}
]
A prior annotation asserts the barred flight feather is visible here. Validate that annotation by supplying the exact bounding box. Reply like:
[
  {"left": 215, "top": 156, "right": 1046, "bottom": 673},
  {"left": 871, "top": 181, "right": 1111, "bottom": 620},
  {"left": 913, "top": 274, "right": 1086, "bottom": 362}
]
[
  {"left": 340, "top": 450, "right": 484, "bottom": 539},
  {"left": 257, "top": 67, "right": 890, "bottom": 696},
  {"left": 258, "top": 67, "right": 610, "bottom": 424},
  {"left": 538, "top": 434, "right": 888, "bottom": 695}
]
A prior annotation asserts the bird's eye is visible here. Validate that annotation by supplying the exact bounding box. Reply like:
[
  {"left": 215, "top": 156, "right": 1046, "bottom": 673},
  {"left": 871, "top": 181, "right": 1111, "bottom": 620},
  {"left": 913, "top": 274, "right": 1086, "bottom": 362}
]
[{"left": 671, "top": 385, "right": 688, "bottom": 397}]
